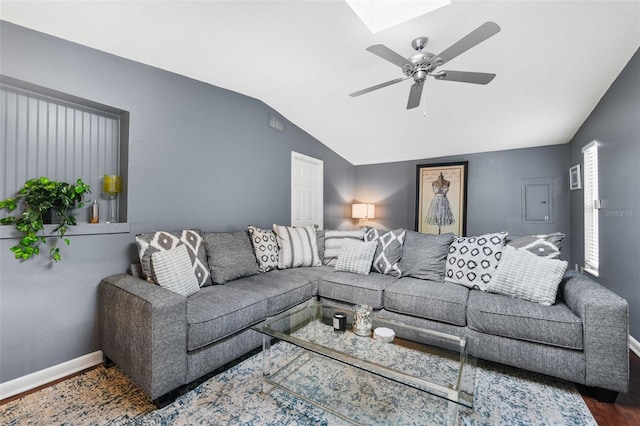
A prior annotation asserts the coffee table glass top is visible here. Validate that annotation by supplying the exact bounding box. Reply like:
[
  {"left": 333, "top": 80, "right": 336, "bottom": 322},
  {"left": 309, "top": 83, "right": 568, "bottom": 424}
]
[{"left": 252, "top": 300, "right": 477, "bottom": 411}]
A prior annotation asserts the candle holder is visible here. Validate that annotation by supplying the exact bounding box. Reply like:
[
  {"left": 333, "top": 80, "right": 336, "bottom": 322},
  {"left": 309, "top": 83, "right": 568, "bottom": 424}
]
[
  {"left": 103, "top": 175, "right": 122, "bottom": 223},
  {"left": 353, "top": 304, "right": 372, "bottom": 336}
]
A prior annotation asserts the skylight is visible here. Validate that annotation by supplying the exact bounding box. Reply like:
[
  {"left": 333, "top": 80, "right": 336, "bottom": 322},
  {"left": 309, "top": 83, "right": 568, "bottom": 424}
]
[{"left": 345, "top": 0, "right": 451, "bottom": 33}]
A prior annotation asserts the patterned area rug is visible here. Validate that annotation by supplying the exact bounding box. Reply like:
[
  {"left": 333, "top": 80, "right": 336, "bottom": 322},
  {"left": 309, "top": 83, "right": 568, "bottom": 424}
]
[{"left": 1, "top": 340, "right": 596, "bottom": 426}]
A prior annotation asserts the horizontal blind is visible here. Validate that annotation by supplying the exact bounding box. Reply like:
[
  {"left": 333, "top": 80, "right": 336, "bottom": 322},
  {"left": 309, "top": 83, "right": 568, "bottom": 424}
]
[
  {"left": 582, "top": 141, "right": 599, "bottom": 275},
  {"left": 1, "top": 84, "right": 120, "bottom": 219}
]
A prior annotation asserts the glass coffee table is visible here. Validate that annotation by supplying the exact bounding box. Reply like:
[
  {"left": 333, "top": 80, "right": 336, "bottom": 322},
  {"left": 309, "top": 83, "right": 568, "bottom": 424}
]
[{"left": 252, "top": 300, "right": 477, "bottom": 425}]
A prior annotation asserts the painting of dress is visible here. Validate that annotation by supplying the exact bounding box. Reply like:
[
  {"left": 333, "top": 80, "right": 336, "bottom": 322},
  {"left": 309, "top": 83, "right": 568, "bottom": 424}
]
[{"left": 416, "top": 162, "right": 468, "bottom": 236}]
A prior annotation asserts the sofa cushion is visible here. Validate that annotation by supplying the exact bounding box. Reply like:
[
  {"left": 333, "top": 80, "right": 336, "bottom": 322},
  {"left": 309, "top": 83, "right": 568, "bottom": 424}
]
[
  {"left": 272, "top": 265, "right": 334, "bottom": 296},
  {"left": 136, "top": 229, "right": 212, "bottom": 287},
  {"left": 186, "top": 285, "right": 267, "bottom": 351},
  {"left": 203, "top": 231, "right": 260, "bottom": 284},
  {"left": 227, "top": 271, "right": 313, "bottom": 316},
  {"left": 445, "top": 232, "right": 507, "bottom": 290},
  {"left": 150, "top": 245, "right": 201, "bottom": 297},
  {"left": 384, "top": 278, "right": 469, "bottom": 326},
  {"left": 272, "top": 224, "right": 321, "bottom": 269},
  {"left": 398, "top": 231, "right": 455, "bottom": 281},
  {"left": 507, "top": 232, "right": 565, "bottom": 259},
  {"left": 485, "top": 245, "right": 568, "bottom": 306},
  {"left": 323, "top": 229, "right": 365, "bottom": 266},
  {"left": 318, "top": 271, "right": 398, "bottom": 309},
  {"left": 467, "top": 290, "right": 583, "bottom": 350},
  {"left": 248, "top": 226, "right": 279, "bottom": 272},
  {"left": 364, "top": 228, "right": 406, "bottom": 277}
]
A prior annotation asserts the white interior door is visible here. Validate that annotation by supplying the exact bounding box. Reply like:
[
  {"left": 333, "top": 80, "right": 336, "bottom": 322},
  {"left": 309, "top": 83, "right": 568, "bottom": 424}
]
[{"left": 291, "top": 151, "right": 323, "bottom": 229}]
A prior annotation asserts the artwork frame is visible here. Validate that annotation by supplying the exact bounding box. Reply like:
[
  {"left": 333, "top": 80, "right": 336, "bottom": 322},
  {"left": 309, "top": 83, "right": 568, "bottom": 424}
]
[
  {"left": 415, "top": 162, "right": 468, "bottom": 236},
  {"left": 569, "top": 164, "right": 582, "bottom": 190}
]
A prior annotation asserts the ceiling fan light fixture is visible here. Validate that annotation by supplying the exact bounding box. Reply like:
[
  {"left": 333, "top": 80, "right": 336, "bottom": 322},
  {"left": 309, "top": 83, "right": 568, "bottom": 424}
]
[{"left": 345, "top": 0, "right": 451, "bottom": 33}]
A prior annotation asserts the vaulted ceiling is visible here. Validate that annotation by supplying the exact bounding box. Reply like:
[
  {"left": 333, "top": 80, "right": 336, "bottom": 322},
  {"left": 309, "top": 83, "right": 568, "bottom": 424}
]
[{"left": 1, "top": 1, "right": 638, "bottom": 165}]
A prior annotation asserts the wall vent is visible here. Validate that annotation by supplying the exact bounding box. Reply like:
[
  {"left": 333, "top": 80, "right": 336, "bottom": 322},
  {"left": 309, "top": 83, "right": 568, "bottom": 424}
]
[{"left": 268, "top": 112, "right": 285, "bottom": 132}]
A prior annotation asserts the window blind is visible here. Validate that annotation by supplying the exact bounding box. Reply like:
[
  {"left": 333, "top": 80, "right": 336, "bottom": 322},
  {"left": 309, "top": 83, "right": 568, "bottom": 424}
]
[
  {"left": 1, "top": 84, "right": 120, "bottom": 220},
  {"left": 582, "top": 140, "right": 599, "bottom": 275}
]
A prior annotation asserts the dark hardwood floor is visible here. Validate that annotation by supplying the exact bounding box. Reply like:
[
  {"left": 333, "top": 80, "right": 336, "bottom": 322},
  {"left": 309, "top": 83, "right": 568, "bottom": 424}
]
[{"left": 579, "top": 350, "right": 640, "bottom": 425}]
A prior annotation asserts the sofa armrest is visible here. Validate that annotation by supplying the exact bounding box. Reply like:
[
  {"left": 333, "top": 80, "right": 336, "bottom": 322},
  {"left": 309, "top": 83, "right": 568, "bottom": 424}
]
[
  {"left": 98, "top": 273, "right": 187, "bottom": 400},
  {"left": 562, "top": 270, "right": 629, "bottom": 392}
]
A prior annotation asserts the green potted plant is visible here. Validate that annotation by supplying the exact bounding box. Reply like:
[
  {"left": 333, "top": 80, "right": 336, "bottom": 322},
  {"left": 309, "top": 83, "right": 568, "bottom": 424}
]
[{"left": 0, "top": 177, "right": 91, "bottom": 262}]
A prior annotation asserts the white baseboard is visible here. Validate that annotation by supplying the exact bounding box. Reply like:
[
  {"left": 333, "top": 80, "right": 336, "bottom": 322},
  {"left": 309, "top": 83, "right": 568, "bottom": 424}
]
[
  {"left": 0, "top": 350, "right": 103, "bottom": 400},
  {"left": 630, "top": 335, "right": 640, "bottom": 358}
]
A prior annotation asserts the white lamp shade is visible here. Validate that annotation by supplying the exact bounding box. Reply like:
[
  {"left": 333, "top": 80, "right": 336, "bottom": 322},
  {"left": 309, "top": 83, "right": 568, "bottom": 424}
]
[{"left": 352, "top": 203, "right": 375, "bottom": 219}]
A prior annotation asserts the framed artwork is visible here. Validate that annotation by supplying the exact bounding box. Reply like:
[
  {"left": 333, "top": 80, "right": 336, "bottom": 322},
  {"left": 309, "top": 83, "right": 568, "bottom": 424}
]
[
  {"left": 416, "top": 162, "right": 468, "bottom": 236},
  {"left": 569, "top": 164, "right": 582, "bottom": 190}
]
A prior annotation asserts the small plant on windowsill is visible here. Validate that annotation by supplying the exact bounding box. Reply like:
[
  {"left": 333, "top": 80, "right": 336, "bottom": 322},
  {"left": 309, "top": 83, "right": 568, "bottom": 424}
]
[{"left": 0, "top": 177, "right": 91, "bottom": 262}]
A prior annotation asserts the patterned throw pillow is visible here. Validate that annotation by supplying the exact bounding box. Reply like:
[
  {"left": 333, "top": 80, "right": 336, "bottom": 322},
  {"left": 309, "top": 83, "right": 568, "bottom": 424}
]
[
  {"left": 136, "top": 229, "right": 212, "bottom": 287},
  {"left": 507, "top": 233, "right": 565, "bottom": 259},
  {"left": 364, "top": 228, "right": 406, "bottom": 277},
  {"left": 272, "top": 224, "right": 321, "bottom": 269},
  {"left": 323, "top": 229, "right": 366, "bottom": 266},
  {"left": 485, "top": 245, "right": 568, "bottom": 305},
  {"left": 445, "top": 232, "right": 508, "bottom": 290},
  {"left": 248, "top": 226, "right": 279, "bottom": 273},
  {"left": 334, "top": 239, "right": 378, "bottom": 275},
  {"left": 149, "top": 245, "right": 200, "bottom": 297}
]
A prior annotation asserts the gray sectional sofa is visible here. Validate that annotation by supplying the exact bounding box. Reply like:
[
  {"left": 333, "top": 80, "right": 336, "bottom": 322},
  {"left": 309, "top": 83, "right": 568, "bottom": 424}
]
[{"left": 98, "top": 228, "right": 629, "bottom": 407}]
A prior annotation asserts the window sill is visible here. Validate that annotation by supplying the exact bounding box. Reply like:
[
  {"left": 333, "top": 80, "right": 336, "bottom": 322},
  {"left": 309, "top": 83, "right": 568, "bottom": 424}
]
[{"left": 0, "top": 222, "right": 131, "bottom": 240}]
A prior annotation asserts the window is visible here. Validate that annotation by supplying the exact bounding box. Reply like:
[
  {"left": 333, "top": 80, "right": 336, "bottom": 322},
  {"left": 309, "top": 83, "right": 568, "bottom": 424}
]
[
  {"left": 582, "top": 140, "right": 599, "bottom": 276},
  {"left": 0, "top": 77, "right": 128, "bottom": 222}
]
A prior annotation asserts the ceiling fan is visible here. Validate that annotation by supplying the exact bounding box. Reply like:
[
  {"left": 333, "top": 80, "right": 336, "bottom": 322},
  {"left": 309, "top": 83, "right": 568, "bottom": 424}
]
[{"left": 350, "top": 21, "right": 501, "bottom": 109}]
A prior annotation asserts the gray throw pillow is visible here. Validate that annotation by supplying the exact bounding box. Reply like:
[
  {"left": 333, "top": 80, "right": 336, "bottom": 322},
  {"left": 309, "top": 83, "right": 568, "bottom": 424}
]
[
  {"left": 398, "top": 231, "right": 455, "bottom": 281},
  {"left": 323, "top": 229, "right": 366, "bottom": 266},
  {"left": 316, "top": 229, "right": 326, "bottom": 264},
  {"left": 364, "top": 228, "right": 406, "bottom": 277},
  {"left": 485, "top": 245, "right": 568, "bottom": 305},
  {"left": 203, "top": 231, "right": 260, "bottom": 284}
]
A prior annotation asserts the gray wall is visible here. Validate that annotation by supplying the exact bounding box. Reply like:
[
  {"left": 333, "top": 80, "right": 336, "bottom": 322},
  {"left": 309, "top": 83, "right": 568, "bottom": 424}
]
[
  {"left": 355, "top": 145, "right": 571, "bottom": 258},
  {"left": 0, "top": 22, "right": 354, "bottom": 383},
  {"left": 569, "top": 48, "right": 640, "bottom": 338}
]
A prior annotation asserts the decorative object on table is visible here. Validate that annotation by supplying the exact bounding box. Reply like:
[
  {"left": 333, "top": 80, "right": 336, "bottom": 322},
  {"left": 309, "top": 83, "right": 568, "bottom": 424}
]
[
  {"left": 90, "top": 199, "right": 99, "bottom": 223},
  {"left": 353, "top": 304, "right": 373, "bottom": 336},
  {"left": 569, "top": 164, "right": 582, "bottom": 190},
  {"left": 332, "top": 312, "right": 347, "bottom": 333},
  {"left": 351, "top": 203, "right": 375, "bottom": 225},
  {"left": 0, "top": 177, "right": 91, "bottom": 262},
  {"left": 416, "top": 162, "right": 468, "bottom": 235},
  {"left": 103, "top": 174, "right": 122, "bottom": 223},
  {"left": 373, "top": 327, "right": 395, "bottom": 343}
]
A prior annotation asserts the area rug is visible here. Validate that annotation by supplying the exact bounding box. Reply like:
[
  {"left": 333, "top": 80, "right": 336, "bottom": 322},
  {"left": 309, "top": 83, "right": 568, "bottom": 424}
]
[{"left": 1, "top": 340, "right": 597, "bottom": 426}]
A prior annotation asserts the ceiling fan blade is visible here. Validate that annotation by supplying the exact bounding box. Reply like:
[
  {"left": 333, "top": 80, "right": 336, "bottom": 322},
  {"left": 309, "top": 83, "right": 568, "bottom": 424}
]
[
  {"left": 435, "top": 70, "right": 496, "bottom": 84},
  {"left": 366, "top": 44, "right": 413, "bottom": 69},
  {"left": 435, "top": 21, "right": 501, "bottom": 66},
  {"left": 349, "top": 77, "right": 410, "bottom": 97},
  {"left": 407, "top": 82, "right": 424, "bottom": 109}
]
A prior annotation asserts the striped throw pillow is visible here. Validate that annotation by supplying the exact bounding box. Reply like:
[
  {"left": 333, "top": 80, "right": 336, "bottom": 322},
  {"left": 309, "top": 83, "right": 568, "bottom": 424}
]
[
  {"left": 323, "top": 229, "right": 366, "bottom": 266},
  {"left": 272, "top": 224, "right": 321, "bottom": 269},
  {"left": 485, "top": 245, "right": 568, "bottom": 305},
  {"left": 334, "top": 239, "right": 378, "bottom": 275},
  {"left": 150, "top": 245, "right": 200, "bottom": 297}
]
